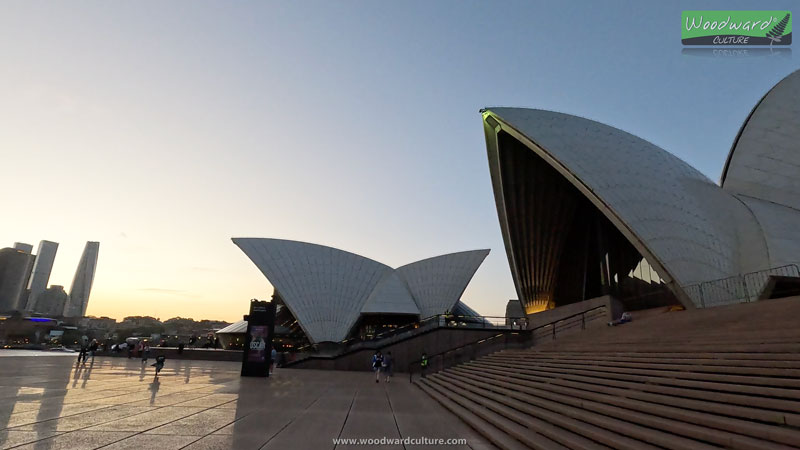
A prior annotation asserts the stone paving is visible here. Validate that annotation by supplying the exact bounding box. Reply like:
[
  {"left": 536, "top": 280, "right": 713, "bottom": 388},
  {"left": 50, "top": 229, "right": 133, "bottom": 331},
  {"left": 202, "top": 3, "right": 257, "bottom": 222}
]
[{"left": 0, "top": 351, "right": 493, "bottom": 449}]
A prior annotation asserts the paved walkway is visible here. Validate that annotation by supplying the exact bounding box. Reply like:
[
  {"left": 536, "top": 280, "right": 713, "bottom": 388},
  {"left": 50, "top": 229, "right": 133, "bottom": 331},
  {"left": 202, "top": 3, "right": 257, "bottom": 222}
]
[{"left": 0, "top": 351, "right": 493, "bottom": 450}]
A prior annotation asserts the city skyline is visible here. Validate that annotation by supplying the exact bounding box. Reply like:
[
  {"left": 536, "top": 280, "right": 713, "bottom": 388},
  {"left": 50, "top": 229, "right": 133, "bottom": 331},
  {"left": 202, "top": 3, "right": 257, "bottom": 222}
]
[
  {"left": 1, "top": 1, "right": 798, "bottom": 323},
  {"left": 0, "top": 239, "right": 99, "bottom": 317}
]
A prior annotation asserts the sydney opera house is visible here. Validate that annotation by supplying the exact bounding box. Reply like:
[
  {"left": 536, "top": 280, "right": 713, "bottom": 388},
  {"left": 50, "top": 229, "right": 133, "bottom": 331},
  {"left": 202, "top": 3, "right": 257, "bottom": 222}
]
[
  {"left": 233, "top": 238, "right": 489, "bottom": 345},
  {"left": 481, "top": 69, "right": 800, "bottom": 316}
]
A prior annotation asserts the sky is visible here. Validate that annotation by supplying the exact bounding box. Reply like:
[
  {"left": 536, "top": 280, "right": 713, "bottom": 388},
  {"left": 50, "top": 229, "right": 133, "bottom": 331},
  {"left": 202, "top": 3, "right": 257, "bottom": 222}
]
[{"left": 1, "top": 1, "right": 798, "bottom": 322}]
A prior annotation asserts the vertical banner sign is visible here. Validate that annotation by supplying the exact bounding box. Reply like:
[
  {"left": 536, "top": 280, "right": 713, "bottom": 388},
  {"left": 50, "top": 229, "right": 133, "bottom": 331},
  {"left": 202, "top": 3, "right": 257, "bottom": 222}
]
[{"left": 241, "top": 300, "right": 276, "bottom": 377}]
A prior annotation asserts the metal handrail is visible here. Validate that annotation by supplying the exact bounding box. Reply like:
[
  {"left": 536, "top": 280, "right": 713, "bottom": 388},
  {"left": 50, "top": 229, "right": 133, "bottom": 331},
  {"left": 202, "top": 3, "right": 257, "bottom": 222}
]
[
  {"left": 338, "top": 314, "right": 527, "bottom": 347},
  {"left": 528, "top": 305, "right": 607, "bottom": 336},
  {"left": 407, "top": 332, "right": 514, "bottom": 382},
  {"left": 407, "top": 304, "right": 608, "bottom": 381},
  {"left": 682, "top": 264, "right": 800, "bottom": 307},
  {"left": 282, "top": 314, "right": 528, "bottom": 367}
]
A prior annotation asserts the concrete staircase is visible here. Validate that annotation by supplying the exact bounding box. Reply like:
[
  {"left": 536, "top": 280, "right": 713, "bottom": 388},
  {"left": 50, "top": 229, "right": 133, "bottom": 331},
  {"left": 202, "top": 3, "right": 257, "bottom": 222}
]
[{"left": 415, "top": 297, "right": 800, "bottom": 449}]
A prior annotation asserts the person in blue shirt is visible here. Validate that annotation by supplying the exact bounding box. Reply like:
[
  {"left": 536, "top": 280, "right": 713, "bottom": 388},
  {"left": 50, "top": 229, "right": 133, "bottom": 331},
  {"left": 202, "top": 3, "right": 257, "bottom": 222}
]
[{"left": 371, "top": 350, "right": 384, "bottom": 383}]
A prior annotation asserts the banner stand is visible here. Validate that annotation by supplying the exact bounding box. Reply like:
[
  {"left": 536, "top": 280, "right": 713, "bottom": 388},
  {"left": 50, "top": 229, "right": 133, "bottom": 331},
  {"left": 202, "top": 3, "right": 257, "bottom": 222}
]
[{"left": 241, "top": 299, "right": 276, "bottom": 377}]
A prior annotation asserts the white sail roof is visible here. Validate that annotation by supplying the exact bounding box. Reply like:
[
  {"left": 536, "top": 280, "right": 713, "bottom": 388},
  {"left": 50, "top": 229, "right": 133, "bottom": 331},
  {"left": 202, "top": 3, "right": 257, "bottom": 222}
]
[
  {"left": 721, "top": 69, "right": 800, "bottom": 271},
  {"left": 361, "top": 271, "right": 420, "bottom": 315},
  {"left": 723, "top": 70, "right": 800, "bottom": 210},
  {"left": 484, "top": 108, "right": 770, "bottom": 308},
  {"left": 396, "top": 250, "right": 490, "bottom": 317},
  {"left": 233, "top": 238, "right": 392, "bottom": 343},
  {"left": 234, "top": 238, "right": 488, "bottom": 343}
]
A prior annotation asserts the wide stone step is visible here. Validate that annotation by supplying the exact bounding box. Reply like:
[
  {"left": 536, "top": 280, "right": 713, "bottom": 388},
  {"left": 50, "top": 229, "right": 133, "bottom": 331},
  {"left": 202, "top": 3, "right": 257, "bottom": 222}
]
[
  {"left": 476, "top": 359, "right": 800, "bottom": 394},
  {"left": 483, "top": 355, "right": 800, "bottom": 377},
  {"left": 412, "top": 299, "right": 800, "bottom": 449},
  {"left": 495, "top": 353, "right": 800, "bottom": 369},
  {"left": 529, "top": 343, "right": 800, "bottom": 353},
  {"left": 417, "top": 378, "right": 565, "bottom": 450},
  {"left": 448, "top": 366, "right": 800, "bottom": 447},
  {"left": 531, "top": 329, "right": 800, "bottom": 342},
  {"left": 415, "top": 379, "right": 530, "bottom": 450},
  {"left": 441, "top": 370, "right": 798, "bottom": 450},
  {"left": 429, "top": 372, "right": 722, "bottom": 450},
  {"left": 536, "top": 333, "right": 800, "bottom": 343},
  {"left": 501, "top": 350, "right": 800, "bottom": 362},
  {"left": 423, "top": 378, "right": 608, "bottom": 450},
  {"left": 466, "top": 361, "right": 800, "bottom": 414},
  {"left": 458, "top": 363, "right": 800, "bottom": 425},
  {"left": 424, "top": 375, "right": 650, "bottom": 450},
  {"left": 502, "top": 343, "right": 799, "bottom": 354}
]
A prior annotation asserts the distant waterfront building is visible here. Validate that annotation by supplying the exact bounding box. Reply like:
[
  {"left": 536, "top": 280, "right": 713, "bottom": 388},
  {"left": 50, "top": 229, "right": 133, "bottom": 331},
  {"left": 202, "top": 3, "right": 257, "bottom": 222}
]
[
  {"left": 26, "top": 240, "right": 59, "bottom": 311},
  {"left": 78, "top": 316, "right": 117, "bottom": 330},
  {"left": 215, "top": 320, "right": 248, "bottom": 349},
  {"left": 63, "top": 241, "right": 99, "bottom": 317},
  {"left": 0, "top": 247, "right": 36, "bottom": 312},
  {"left": 34, "top": 286, "right": 69, "bottom": 317}
]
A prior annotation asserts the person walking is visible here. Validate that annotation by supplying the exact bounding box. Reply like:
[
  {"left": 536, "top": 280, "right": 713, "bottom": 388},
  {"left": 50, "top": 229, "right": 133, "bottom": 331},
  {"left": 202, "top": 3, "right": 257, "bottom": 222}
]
[
  {"left": 372, "top": 350, "right": 384, "bottom": 383},
  {"left": 270, "top": 347, "right": 277, "bottom": 375},
  {"left": 77, "top": 336, "right": 89, "bottom": 365},
  {"left": 77, "top": 345, "right": 86, "bottom": 365},
  {"left": 151, "top": 355, "right": 166, "bottom": 381},
  {"left": 88, "top": 339, "right": 99, "bottom": 363},
  {"left": 141, "top": 342, "right": 151, "bottom": 365},
  {"left": 420, "top": 352, "right": 429, "bottom": 378},
  {"left": 383, "top": 351, "right": 393, "bottom": 383}
]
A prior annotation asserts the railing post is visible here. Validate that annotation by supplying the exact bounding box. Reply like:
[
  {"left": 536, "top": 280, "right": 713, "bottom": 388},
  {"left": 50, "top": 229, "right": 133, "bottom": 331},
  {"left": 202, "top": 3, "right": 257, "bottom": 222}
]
[
  {"left": 699, "top": 284, "right": 705, "bottom": 308},
  {"left": 741, "top": 276, "right": 750, "bottom": 303}
]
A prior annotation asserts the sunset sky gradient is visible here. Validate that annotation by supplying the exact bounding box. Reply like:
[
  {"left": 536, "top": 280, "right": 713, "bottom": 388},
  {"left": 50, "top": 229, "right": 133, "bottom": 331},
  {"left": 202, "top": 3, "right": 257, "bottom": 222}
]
[{"left": 1, "top": 1, "right": 797, "bottom": 322}]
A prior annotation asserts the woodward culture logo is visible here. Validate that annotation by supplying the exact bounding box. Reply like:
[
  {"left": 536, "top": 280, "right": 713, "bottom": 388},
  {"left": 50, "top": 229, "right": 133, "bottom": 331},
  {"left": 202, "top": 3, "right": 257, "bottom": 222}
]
[{"left": 682, "top": 11, "right": 792, "bottom": 46}]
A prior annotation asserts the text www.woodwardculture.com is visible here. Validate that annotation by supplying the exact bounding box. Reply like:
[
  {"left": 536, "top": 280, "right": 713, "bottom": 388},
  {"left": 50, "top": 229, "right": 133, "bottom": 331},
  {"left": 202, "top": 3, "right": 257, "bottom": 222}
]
[{"left": 332, "top": 437, "right": 468, "bottom": 446}]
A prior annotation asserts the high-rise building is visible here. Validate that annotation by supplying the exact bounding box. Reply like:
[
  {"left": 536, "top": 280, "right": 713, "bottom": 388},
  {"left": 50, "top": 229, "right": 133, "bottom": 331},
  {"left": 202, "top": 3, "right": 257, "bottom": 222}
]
[
  {"left": 0, "top": 247, "right": 35, "bottom": 312},
  {"left": 64, "top": 241, "right": 99, "bottom": 317},
  {"left": 13, "top": 243, "right": 33, "bottom": 254},
  {"left": 35, "top": 285, "right": 69, "bottom": 317},
  {"left": 26, "top": 240, "right": 59, "bottom": 311}
]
